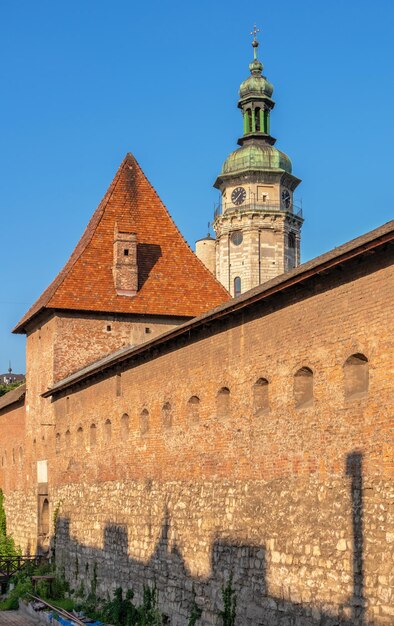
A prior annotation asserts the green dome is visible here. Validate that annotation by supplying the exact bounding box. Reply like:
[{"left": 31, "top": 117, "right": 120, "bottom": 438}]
[
  {"left": 221, "top": 142, "right": 292, "bottom": 175},
  {"left": 239, "top": 60, "right": 274, "bottom": 99}
]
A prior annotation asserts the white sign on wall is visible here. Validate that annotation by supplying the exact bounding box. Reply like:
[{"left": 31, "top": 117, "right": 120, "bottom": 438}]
[{"left": 37, "top": 460, "right": 48, "bottom": 483}]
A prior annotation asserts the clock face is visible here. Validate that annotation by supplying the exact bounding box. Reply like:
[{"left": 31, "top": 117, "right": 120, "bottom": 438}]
[
  {"left": 231, "top": 187, "right": 246, "bottom": 206},
  {"left": 281, "top": 189, "right": 291, "bottom": 209}
]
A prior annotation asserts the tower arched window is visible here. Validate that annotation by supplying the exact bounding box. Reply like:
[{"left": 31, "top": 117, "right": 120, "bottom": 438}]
[
  {"left": 288, "top": 232, "right": 296, "bottom": 249},
  {"left": 247, "top": 109, "right": 252, "bottom": 133},
  {"left": 255, "top": 107, "right": 261, "bottom": 132},
  {"left": 234, "top": 277, "right": 241, "bottom": 297}
]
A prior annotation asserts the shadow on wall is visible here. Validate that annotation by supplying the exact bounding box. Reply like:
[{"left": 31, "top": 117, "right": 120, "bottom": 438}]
[
  {"left": 137, "top": 243, "right": 162, "bottom": 290},
  {"left": 55, "top": 452, "right": 367, "bottom": 626}
]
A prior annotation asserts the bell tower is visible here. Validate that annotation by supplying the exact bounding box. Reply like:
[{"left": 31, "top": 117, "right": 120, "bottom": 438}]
[{"left": 211, "top": 27, "right": 303, "bottom": 297}]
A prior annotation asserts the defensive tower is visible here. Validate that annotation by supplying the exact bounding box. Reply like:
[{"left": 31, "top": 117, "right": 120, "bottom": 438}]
[{"left": 208, "top": 27, "right": 304, "bottom": 296}]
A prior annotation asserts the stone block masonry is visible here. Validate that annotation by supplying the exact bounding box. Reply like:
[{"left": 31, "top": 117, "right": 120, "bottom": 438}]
[{"left": 1, "top": 228, "right": 394, "bottom": 625}]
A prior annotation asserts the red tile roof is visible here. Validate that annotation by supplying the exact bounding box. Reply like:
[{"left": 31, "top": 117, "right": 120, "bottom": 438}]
[{"left": 14, "top": 154, "right": 230, "bottom": 333}]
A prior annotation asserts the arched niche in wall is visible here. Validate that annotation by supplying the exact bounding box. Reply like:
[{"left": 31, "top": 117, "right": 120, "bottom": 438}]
[
  {"left": 77, "top": 426, "right": 84, "bottom": 447},
  {"left": 294, "top": 367, "right": 314, "bottom": 409},
  {"left": 344, "top": 353, "right": 369, "bottom": 399},
  {"left": 104, "top": 419, "right": 112, "bottom": 443},
  {"left": 55, "top": 433, "right": 61, "bottom": 454},
  {"left": 253, "top": 378, "right": 269, "bottom": 414},
  {"left": 65, "top": 430, "right": 71, "bottom": 449},
  {"left": 121, "top": 413, "right": 130, "bottom": 438},
  {"left": 187, "top": 396, "right": 200, "bottom": 423},
  {"left": 162, "top": 402, "right": 172, "bottom": 429},
  {"left": 140, "top": 409, "right": 149, "bottom": 435},
  {"left": 216, "top": 387, "right": 230, "bottom": 419},
  {"left": 90, "top": 423, "right": 97, "bottom": 447}
]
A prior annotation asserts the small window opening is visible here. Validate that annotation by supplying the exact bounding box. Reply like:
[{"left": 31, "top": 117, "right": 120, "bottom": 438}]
[
  {"left": 145, "top": 327, "right": 151, "bottom": 334},
  {"left": 41, "top": 498, "right": 49, "bottom": 536},
  {"left": 124, "top": 249, "right": 129, "bottom": 256},
  {"left": 65, "top": 430, "right": 71, "bottom": 448},
  {"left": 55, "top": 433, "right": 61, "bottom": 454},
  {"left": 234, "top": 276, "right": 241, "bottom": 297},
  {"left": 344, "top": 353, "right": 369, "bottom": 399},
  {"left": 216, "top": 387, "right": 230, "bottom": 419},
  {"left": 294, "top": 367, "right": 314, "bottom": 409},
  {"left": 107, "top": 325, "right": 112, "bottom": 332},
  {"left": 253, "top": 378, "right": 269, "bottom": 414}
]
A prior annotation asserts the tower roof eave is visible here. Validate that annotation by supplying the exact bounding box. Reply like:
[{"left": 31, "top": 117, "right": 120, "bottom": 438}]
[{"left": 214, "top": 169, "right": 301, "bottom": 190}]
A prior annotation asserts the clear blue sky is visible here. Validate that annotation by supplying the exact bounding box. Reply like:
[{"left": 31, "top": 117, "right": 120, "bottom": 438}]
[{"left": 1, "top": 0, "right": 393, "bottom": 373}]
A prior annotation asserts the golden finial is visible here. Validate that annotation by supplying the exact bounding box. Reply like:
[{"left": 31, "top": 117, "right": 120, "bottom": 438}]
[{"left": 250, "top": 24, "right": 260, "bottom": 59}]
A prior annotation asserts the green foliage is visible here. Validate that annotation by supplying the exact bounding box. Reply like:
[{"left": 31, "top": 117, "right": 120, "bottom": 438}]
[
  {"left": 219, "top": 574, "right": 237, "bottom": 626},
  {"left": 0, "top": 569, "right": 32, "bottom": 610},
  {"left": 187, "top": 586, "right": 202, "bottom": 626},
  {"left": 102, "top": 587, "right": 138, "bottom": 626},
  {"left": 137, "top": 585, "right": 162, "bottom": 626},
  {"left": 0, "top": 380, "right": 24, "bottom": 398},
  {"left": 99, "top": 585, "right": 163, "bottom": 626},
  {"left": 0, "top": 489, "right": 21, "bottom": 557}
]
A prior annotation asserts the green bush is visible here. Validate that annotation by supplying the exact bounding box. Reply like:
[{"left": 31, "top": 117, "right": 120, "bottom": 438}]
[
  {"left": 99, "top": 585, "right": 163, "bottom": 626},
  {"left": 0, "top": 575, "right": 32, "bottom": 610}
]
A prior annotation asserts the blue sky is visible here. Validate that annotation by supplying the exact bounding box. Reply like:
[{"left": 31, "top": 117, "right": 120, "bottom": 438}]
[{"left": 1, "top": 0, "right": 393, "bottom": 373}]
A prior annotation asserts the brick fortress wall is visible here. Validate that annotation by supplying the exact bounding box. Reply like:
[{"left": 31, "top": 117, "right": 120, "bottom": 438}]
[{"left": 3, "top": 246, "right": 394, "bottom": 625}]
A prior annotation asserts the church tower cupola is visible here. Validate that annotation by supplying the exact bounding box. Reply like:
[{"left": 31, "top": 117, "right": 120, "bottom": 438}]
[
  {"left": 238, "top": 27, "right": 275, "bottom": 144},
  {"left": 211, "top": 27, "right": 304, "bottom": 297}
]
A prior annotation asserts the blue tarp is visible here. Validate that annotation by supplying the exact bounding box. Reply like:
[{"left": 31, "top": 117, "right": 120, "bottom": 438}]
[{"left": 51, "top": 614, "right": 103, "bottom": 626}]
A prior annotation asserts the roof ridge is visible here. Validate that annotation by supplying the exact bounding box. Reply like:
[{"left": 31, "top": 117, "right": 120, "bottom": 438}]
[{"left": 13, "top": 154, "right": 135, "bottom": 333}]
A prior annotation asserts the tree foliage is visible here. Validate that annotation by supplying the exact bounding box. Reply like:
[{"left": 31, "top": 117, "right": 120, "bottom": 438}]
[{"left": 0, "top": 380, "right": 25, "bottom": 398}]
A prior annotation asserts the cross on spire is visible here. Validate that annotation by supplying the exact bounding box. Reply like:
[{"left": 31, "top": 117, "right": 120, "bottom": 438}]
[{"left": 250, "top": 24, "right": 260, "bottom": 59}]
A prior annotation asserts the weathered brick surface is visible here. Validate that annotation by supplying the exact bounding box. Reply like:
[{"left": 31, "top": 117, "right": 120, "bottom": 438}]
[{"left": 1, "top": 240, "right": 394, "bottom": 624}]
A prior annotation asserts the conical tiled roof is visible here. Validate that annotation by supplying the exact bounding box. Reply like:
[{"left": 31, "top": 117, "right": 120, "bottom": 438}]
[{"left": 14, "top": 153, "right": 230, "bottom": 333}]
